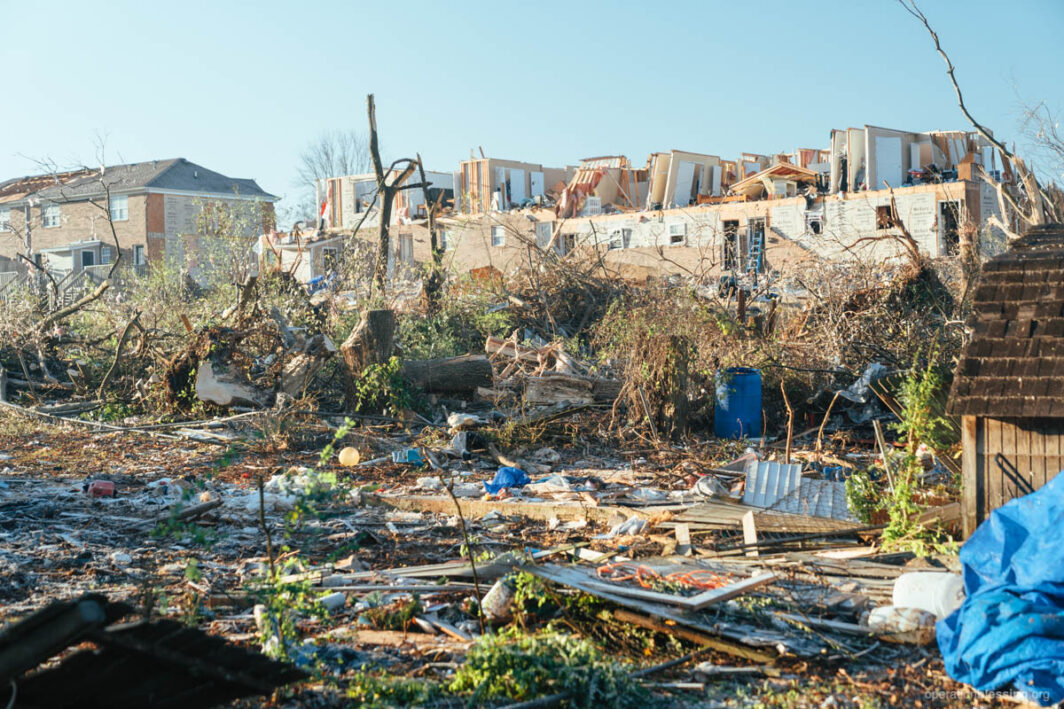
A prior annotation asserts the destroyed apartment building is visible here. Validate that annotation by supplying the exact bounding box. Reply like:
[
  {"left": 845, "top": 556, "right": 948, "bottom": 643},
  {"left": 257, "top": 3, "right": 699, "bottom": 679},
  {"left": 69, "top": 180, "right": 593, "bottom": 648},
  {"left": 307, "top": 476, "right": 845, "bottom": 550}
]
[{"left": 289, "top": 123, "right": 1012, "bottom": 285}]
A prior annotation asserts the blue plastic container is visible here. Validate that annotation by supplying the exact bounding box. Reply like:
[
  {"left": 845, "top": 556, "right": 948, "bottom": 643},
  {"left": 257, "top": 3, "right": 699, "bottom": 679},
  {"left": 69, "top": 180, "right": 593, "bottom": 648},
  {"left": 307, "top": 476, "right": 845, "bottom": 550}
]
[{"left": 714, "top": 367, "right": 762, "bottom": 439}]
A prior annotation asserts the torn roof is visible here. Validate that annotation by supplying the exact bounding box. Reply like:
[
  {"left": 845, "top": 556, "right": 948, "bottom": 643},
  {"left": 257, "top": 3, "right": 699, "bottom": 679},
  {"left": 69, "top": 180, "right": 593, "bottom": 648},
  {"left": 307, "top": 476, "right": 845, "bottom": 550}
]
[
  {"left": 1, "top": 158, "right": 276, "bottom": 204},
  {"left": 0, "top": 169, "right": 94, "bottom": 204},
  {"left": 728, "top": 162, "right": 818, "bottom": 199}
]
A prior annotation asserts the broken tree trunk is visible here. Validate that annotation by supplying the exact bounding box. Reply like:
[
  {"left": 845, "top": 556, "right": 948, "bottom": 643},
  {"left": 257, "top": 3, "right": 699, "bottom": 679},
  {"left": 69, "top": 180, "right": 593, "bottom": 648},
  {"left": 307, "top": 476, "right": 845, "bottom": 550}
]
[
  {"left": 654, "top": 335, "right": 690, "bottom": 441},
  {"left": 367, "top": 94, "right": 418, "bottom": 293},
  {"left": 401, "top": 355, "right": 492, "bottom": 396},
  {"left": 417, "top": 152, "right": 445, "bottom": 314},
  {"left": 341, "top": 309, "right": 396, "bottom": 409},
  {"left": 97, "top": 310, "right": 142, "bottom": 398},
  {"left": 524, "top": 373, "right": 593, "bottom": 406},
  {"left": 280, "top": 334, "right": 336, "bottom": 398},
  {"left": 36, "top": 282, "right": 110, "bottom": 332}
]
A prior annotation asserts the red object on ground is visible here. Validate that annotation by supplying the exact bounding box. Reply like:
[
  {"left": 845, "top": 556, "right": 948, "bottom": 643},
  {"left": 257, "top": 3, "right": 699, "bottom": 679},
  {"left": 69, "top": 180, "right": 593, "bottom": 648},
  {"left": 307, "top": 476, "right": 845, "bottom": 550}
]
[{"left": 87, "top": 480, "right": 115, "bottom": 497}]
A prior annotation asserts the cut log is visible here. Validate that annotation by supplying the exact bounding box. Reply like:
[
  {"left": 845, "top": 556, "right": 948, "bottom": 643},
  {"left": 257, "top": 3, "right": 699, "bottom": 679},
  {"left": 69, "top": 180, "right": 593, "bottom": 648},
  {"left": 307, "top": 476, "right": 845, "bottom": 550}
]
[
  {"left": 341, "top": 309, "right": 395, "bottom": 409},
  {"left": 401, "top": 355, "right": 492, "bottom": 395}
]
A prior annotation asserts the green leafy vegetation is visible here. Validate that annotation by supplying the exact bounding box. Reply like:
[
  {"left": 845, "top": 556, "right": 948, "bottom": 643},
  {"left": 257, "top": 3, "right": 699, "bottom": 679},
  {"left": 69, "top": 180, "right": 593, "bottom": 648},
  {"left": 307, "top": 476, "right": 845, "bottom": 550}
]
[
  {"left": 449, "top": 629, "right": 652, "bottom": 707},
  {"left": 349, "top": 356, "right": 419, "bottom": 416}
]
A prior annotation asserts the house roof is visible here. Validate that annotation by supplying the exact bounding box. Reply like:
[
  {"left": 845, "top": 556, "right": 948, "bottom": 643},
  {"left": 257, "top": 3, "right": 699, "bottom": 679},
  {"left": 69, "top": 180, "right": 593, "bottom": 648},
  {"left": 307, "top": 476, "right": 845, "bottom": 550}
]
[
  {"left": 947, "top": 224, "right": 1064, "bottom": 418},
  {"left": 0, "top": 169, "right": 94, "bottom": 204},
  {"left": 2, "top": 158, "right": 276, "bottom": 204}
]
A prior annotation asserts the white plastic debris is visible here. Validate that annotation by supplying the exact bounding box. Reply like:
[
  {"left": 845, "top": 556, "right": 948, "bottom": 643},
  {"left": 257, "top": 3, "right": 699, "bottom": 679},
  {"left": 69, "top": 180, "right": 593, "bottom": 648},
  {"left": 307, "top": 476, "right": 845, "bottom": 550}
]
[
  {"left": 892, "top": 571, "right": 965, "bottom": 620},
  {"left": 867, "top": 605, "right": 937, "bottom": 644},
  {"left": 416, "top": 476, "right": 443, "bottom": 491},
  {"left": 693, "top": 474, "right": 732, "bottom": 499},
  {"left": 481, "top": 577, "right": 516, "bottom": 622},
  {"left": 595, "top": 517, "right": 647, "bottom": 539},
  {"left": 627, "top": 487, "right": 668, "bottom": 501},
  {"left": 319, "top": 591, "right": 347, "bottom": 612},
  {"left": 447, "top": 413, "right": 484, "bottom": 432}
]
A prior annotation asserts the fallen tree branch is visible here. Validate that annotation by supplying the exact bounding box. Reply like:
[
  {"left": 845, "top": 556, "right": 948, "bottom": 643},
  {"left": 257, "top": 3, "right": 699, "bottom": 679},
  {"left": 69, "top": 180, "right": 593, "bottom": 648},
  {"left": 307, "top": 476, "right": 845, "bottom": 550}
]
[
  {"left": 97, "top": 310, "right": 142, "bottom": 398},
  {"left": 36, "top": 281, "right": 110, "bottom": 332}
]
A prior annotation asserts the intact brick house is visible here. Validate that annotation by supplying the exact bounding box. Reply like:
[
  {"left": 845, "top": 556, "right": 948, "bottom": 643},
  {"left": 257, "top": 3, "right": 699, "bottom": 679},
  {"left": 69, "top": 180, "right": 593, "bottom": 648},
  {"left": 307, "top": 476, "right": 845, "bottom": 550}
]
[{"left": 0, "top": 158, "right": 276, "bottom": 279}]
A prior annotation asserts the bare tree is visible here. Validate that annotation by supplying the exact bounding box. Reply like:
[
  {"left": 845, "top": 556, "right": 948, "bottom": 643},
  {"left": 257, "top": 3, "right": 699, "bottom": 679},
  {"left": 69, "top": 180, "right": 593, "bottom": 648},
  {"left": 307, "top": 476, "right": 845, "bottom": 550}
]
[
  {"left": 1020, "top": 100, "right": 1064, "bottom": 180},
  {"left": 365, "top": 94, "right": 418, "bottom": 293},
  {"left": 295, "top": 129, "right": 372, "bottom": 193},
  {"left": 900, "top": 0, "right": 1061, "bottom": 228},
  {"left": 416, "top": 152, "right": 445, "bottom": 313}
]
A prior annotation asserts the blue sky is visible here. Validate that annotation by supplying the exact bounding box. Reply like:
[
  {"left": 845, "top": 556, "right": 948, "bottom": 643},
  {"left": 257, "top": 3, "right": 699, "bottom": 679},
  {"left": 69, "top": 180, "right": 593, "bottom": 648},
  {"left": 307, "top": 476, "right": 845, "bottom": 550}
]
[{"left": 3, "top": 0, "right": 1062, "bottom": 218}]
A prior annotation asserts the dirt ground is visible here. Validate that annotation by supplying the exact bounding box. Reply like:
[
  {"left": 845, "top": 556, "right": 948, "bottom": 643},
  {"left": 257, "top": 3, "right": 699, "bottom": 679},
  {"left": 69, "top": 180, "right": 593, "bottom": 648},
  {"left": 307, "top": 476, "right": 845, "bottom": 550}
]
[{"left": 0, "top": 408, "right": 1021, "bottom": 709}]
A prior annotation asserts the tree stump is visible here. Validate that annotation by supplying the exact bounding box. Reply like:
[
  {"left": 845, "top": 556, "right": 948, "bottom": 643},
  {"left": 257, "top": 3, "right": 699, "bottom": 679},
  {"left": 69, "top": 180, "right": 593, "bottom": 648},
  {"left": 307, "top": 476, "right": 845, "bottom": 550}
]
[{"left": 341, "top": 309, "right": 396, "bottom": 410}]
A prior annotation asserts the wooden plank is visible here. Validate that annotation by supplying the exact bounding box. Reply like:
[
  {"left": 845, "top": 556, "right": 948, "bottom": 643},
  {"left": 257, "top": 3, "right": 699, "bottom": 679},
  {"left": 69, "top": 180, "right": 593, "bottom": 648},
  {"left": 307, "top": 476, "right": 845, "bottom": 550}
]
[
  {"left": 675, "top": 500, "right": 861, "bottom": 533},
  {"left": 352, "top": 629, "right": 454, "bottom": 649},
  {"left": 675, "top": 523, "right": 692, "bottom": 557},
  {"left": 1048, "top": 423, "right": 1064, "bottom": 490},
  {"left": 686, "top": 573, "right": 778, "bottom": 611},
  {"left": 987, "top": 418, "right": 1003, "bottom": 521},
  {"left": 522, "top": 565, "right": 704, "bottom": 608},
  {"left": 1002, "top": 418, "right": 1019, "bottom": 505},
  {"left": 742, "top": 511, "right": 758, "bottom": 558},
  {"left": 1028, "top": 422, "right": 1045, "bottom": 493},
  {"left": 772, "top": 612, "right": 875, "bottom": 636},
  {"left": 611, "top": 610, "right": 775, "bottom": 664},
  {"left": 961, "top": 416, "right": 979, "bottom": 538}
]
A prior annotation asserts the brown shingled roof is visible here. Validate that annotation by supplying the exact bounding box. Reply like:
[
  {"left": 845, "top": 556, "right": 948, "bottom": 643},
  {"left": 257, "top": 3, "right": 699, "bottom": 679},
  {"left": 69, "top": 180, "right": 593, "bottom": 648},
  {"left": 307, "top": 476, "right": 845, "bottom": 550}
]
[{"left": 947, "top": 224, "right": 1064, "bottom": 418}]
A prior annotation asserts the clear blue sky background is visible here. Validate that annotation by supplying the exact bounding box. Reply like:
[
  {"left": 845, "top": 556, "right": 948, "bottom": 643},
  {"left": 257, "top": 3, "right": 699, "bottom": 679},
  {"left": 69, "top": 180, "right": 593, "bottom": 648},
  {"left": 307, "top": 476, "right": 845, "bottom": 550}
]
[{"left": 3, "top": 0, "right": 1062, "bottom": 219}]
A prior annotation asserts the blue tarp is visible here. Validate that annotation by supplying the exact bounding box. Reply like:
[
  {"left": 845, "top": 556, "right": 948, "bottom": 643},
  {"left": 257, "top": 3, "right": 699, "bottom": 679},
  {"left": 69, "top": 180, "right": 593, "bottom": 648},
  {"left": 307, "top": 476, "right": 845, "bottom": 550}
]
[
  {"left": 937, "top": 470, "right": 1064, "bottom": 706},
  {"left": 483, "top": 466, "right": 531, "bottom": 495}
]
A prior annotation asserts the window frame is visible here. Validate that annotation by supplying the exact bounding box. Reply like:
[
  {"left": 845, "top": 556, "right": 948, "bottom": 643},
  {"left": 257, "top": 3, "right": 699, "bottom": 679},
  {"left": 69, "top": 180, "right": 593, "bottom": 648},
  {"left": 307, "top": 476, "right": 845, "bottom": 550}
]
[
  {"left": 0, "top": 207, "right": 10, "bottom": 232},
  {"left": 109, "top": 194, "right": 129, "bottom": 222},
  {"left": 876, "top": 205, "right": 892, "bottom": 231},
  {"left": 398, "top": 233, "right": 414, "bottom": 264},
  {"left": 535, "top": 221, "right": 552, "bottom": 248},
  {"left": 132, "top": 244, "right": 146, "bottom": 266},
  {"left": 321, "top": 246, "right": 339, "bottom": 272},
  {"left": 608, "top": 228, "right": 632, "bottom": 250},
  {"left": 668, "top": 222, "right": 687, "bottom": 245},
  {"left": 100, "top": 246, "right": 113, "bottom": 264},
  {"left": 491, "top": 225, "right": 505, "bottom": 247},
  {"left": 42, "top": 203, "right": 61, "bottom": 228}
]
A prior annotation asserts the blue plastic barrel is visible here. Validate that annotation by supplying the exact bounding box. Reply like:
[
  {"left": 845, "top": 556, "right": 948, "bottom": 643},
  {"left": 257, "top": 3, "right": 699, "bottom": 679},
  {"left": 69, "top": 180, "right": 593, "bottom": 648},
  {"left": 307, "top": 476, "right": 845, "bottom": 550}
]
[{"left": 714, "top": 367, "right": 762, "bottom": 439}]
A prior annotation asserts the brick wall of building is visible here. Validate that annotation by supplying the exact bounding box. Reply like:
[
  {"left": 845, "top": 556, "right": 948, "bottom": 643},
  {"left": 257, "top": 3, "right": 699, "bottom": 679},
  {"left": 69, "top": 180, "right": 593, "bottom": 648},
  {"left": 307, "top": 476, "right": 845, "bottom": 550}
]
[{"left": 0, "top": 195, "right": 149, "bottom": 262}]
